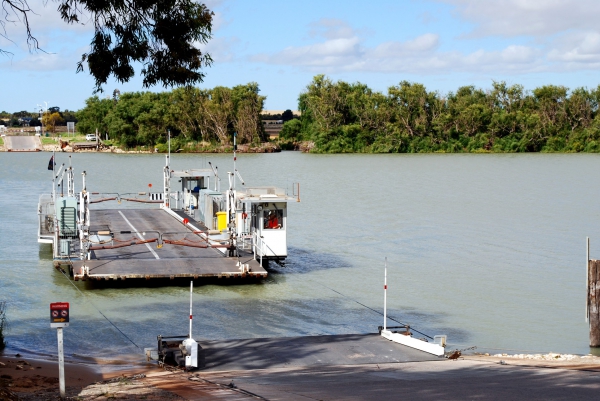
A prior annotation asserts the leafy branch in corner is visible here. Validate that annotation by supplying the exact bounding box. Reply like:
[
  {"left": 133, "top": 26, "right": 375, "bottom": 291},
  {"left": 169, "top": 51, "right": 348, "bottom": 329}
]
[{"left": 1, "top": 0, "right": 214, "bottom": 92}]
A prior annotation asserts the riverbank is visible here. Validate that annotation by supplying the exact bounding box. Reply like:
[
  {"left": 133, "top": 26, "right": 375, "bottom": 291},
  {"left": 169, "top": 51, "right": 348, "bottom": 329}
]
[
  {"left": 0, "top": 354, "right": 102, "bottom": 400},
  {"left": 0, "top": 353, "right": 182, "bottom": 400},
  {"left": 3, "top": 351, "right": 600, "bottom": 400}
]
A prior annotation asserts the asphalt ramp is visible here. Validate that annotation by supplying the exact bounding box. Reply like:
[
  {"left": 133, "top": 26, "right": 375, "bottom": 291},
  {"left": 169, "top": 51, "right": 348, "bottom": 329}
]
[{"left": 200, "top": 333, "right": 440, "bottom": 371}]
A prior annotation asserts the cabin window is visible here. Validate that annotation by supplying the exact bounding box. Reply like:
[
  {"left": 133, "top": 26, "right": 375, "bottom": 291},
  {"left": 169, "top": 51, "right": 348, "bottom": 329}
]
[
  {"left": 186, "top": 178, "right": 203, "bottom": 192},
  {"left": 264, "top": 210, "right": 283, "bottom": 229}
]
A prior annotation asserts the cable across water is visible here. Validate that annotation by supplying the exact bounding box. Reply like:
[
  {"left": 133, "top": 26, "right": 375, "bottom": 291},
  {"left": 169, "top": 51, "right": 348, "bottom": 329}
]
[{"left": 57, "top": 263, "right": 142, "bottom": 351}]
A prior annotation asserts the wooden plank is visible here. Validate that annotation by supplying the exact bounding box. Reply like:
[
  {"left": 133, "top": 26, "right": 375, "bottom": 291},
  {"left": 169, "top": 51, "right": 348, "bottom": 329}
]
[{"left": 589, "top": 259, "right": 600, "bottom": 347}]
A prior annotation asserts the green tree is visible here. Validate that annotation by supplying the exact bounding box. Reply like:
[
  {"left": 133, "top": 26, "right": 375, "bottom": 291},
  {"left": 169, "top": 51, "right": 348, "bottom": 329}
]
[
  {"left": 75, "top": 96, "right": 113, "bottom": 135},
  {"left": 232, "top": 82, "right": 265, "bottom": 144},
  {"left": 388, "top": 81, "right": 432, "bottom": 138},
  {"left": 42, "top": 112, "right": 64, "bottom": 133}
]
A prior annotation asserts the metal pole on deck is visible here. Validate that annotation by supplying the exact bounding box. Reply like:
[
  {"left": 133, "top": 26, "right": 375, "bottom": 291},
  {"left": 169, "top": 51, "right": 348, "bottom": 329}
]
[
  {"left": 52, "top": 150, "right": 56, "bottom": 201},
  {"left": 164, "top": 130, "right": 171, "bottom": 209},
  {"left": 189, "top": 281, "right": 193, "bottom": 339},
  {"left": 384, "top": 257, "right": 387, "bottom": 331},
  {"left": 233, "top": 132, "right": 237, "bottom": 191}
]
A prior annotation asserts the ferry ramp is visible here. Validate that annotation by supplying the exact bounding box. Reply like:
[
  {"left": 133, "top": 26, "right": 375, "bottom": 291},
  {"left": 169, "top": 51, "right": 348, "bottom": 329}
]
[
  {"left": 3, "top": 135, "right": 42, "bottom": 151},
  {"left": 70, "top": 208, "right": 266, "bottom": 281},
  {"left": 200, "top": 333, "right": 440, "bottom": 372}
]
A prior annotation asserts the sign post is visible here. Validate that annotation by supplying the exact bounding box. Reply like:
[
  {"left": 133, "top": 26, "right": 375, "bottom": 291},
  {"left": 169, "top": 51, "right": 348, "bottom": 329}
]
[{"left": 50, "top": 302, "right": 69, "bottom": 398}]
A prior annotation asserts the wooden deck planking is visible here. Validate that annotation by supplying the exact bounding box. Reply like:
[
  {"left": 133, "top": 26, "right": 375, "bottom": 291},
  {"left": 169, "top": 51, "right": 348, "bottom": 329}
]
[{"left": 71, "top": 208, "right": 266, "bottom": 280}]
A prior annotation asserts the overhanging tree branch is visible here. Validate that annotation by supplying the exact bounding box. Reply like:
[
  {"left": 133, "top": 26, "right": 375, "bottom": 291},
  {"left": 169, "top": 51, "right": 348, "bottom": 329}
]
[{"left": 1, "top": 0, "right": 213, "bottom": 91}]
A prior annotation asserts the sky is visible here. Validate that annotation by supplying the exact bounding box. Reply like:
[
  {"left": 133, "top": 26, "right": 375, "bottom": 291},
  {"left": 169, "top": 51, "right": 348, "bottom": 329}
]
[{"left": 1, "top": 0, "right": 600, "bottom": 113}]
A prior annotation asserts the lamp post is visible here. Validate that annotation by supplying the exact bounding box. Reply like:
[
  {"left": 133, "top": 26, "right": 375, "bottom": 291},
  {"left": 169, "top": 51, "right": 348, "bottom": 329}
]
[
  {"left": 37, "top": 104, "right": 43, "bottom": 136},
  {"left": 38, "top": 102, "right": 49, "bottom": 136}
]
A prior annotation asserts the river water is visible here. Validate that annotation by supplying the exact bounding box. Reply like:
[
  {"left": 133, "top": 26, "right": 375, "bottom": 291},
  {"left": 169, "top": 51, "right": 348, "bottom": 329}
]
[{"left": 1, "top": 151, "right": 599, "bottom": 361}]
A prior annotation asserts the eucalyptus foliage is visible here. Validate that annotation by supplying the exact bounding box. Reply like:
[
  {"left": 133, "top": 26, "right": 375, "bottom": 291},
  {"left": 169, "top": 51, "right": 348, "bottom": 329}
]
[
  {"left": 290, "top": 75, "right": 600, "bottom": 153},
  {"left": 76, "top": 83, "right": 266, "bottom": 149}
]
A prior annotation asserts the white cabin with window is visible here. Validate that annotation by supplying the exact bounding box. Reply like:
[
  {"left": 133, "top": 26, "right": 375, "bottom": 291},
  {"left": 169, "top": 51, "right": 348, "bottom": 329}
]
[
  {"left": 165, "top": 164, "right": 298, "bottom": 264},
  {"left": 233, "top": 187, "right": 294, "bottom": 261},
  {"left": 170, "top": 169, "right": 214, "bottom": 220}
]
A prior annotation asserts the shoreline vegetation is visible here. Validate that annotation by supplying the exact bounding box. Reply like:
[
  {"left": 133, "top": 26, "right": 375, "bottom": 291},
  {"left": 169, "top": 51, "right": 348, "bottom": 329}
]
[
  {"left": 3, "top": 75, "right": 600, "bottom": 154},
  {"left": 278, "top": 75, "right": 600, "bottom": 154}
]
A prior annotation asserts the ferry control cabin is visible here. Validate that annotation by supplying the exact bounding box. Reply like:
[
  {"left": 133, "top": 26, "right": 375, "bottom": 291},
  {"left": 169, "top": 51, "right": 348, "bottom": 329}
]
[{"left": 174, "top": 170, "right": 294, "bottom": 262}]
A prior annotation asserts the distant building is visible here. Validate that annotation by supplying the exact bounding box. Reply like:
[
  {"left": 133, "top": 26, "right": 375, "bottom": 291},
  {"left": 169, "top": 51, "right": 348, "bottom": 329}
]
[
  {"left": 261, "top": 110, "right": 301, "bottom": 116},
  {"left": 18, "top": 117, "right": 33, "bottom": 127}
]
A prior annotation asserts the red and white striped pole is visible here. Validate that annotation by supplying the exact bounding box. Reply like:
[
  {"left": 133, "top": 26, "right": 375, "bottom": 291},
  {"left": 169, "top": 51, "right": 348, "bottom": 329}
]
[
  {"left": 383, "top": 257, "right": 387, "bottom": 331},
  {"left": 189, "top": 281, "right": 193, "bottom": 339}
]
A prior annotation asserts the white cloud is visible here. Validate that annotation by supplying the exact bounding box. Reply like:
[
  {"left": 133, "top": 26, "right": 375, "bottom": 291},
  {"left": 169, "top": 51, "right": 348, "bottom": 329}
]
[
  {"left": 371, "top": 33, "right": 439, "bottom": 58},
  {"left": 251, "top": 20, "right": 542, "bottom": 76},
  {"left": 252, "top": 19, "right": 363, "bottom": 68},
  {"left": 308, "top": 18, "right": 357, "bottom": 40},
  {"left": 439, "top": 0, "right": 600, "bottom": 38},
  {"left": 0, "top": 43, "right": 85, "bottom": 72},
  {"left": 250, "top": 7, "right": 600, "bottom": 77},
  {"left": 547, "top": 31, "right": 600, "bottom": 69},
  {"left": 198, "top": 36, "right": 240, "bottom": 63},
  {"left": 354, "top": 44, "right": 542, "bottom": 75}
]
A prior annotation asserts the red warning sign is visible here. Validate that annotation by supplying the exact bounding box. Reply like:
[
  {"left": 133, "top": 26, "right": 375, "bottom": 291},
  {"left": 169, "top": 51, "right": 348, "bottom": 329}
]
[{"left": 50, "top": 302, "right": 69, "bottom": 327}]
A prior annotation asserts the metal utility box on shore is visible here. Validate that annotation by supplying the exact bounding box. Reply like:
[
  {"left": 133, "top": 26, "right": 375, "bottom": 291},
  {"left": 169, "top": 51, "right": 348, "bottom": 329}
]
[{"left": 155, "top": 335, "right": 206, "bottom": 370}]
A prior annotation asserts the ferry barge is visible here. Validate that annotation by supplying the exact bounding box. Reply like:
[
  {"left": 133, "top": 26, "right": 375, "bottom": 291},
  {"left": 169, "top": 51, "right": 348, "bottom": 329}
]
[{"left": 38, "top": 146, "right": 298, "bottom": 282}]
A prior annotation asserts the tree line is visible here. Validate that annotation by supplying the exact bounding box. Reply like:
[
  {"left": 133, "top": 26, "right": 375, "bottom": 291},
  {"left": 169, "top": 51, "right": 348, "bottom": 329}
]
[
  {"left": 75, "top": 83, "right": 266, "bottom": 150},
  {"left": 0, "top": 108, "right": 76, "bottom": 133},
  {"left": 279, "top": 75, "right": 600, "bottom": 153}
]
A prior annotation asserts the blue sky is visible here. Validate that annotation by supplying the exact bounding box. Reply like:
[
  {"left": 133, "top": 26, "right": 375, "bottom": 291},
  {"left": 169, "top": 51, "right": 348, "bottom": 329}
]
[{"left": 2, "top": 0, "right": 600, "bottom": 113}]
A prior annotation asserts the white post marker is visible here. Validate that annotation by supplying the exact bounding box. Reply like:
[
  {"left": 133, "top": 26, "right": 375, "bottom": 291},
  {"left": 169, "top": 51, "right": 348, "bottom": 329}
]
[
  {"left": 50, "top": 302, "right": 70, "bottom": 398},
  {"left": 182, "top": 281, "right": 198, "bottom": 370},
  {"left": 189, "top": 281, "right": 193, "bottom": 339},
  {"left": 379, "top": 261, "right": 447, "bottom": 356}
]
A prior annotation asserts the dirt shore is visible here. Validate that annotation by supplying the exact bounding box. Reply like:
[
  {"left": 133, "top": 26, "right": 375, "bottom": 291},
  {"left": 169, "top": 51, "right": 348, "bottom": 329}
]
[
  {"left": 3, "top": 351, "right": 600, "bottom": 400},
  {"left": 0, "top": 354, "right": 182, "bottom": 400}
]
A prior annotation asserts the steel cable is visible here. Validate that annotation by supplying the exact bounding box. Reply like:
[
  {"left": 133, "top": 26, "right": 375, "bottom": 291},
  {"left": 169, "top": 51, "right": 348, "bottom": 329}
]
[
  {"left": 56, "top": 263, "right": 142, "bottom": 351},
  {"left": 315, "top": 281, "right": 434, "bottom": 340}
]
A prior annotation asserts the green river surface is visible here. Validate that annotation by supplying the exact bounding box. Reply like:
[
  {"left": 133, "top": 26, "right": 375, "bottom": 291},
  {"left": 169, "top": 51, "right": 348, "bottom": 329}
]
[{"left": 1, "top": 151, "right": 599, "bottom": 362}]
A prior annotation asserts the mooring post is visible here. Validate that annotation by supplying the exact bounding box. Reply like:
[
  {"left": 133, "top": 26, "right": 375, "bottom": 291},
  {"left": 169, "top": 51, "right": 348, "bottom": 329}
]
[
  {"left": 588, "top": 243, "right": 600, "bottom": 347},
  {"left": 587, "top": 237, "right": 590, "bottom": 322}
]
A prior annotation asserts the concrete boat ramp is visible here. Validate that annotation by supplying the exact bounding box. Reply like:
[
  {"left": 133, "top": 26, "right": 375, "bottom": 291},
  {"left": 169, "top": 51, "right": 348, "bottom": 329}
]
[
  {"left": 113, "top": 334, "right": 600, "bottom": 400},
  {"left": 70, "top": 208, "right": 266, "bottom": 281},
  {"left": 3, "top": 135, "right": 42, "bottom": 151},
  {"left": 200, "top": 333, "right": 440, "bottom": 372}
]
